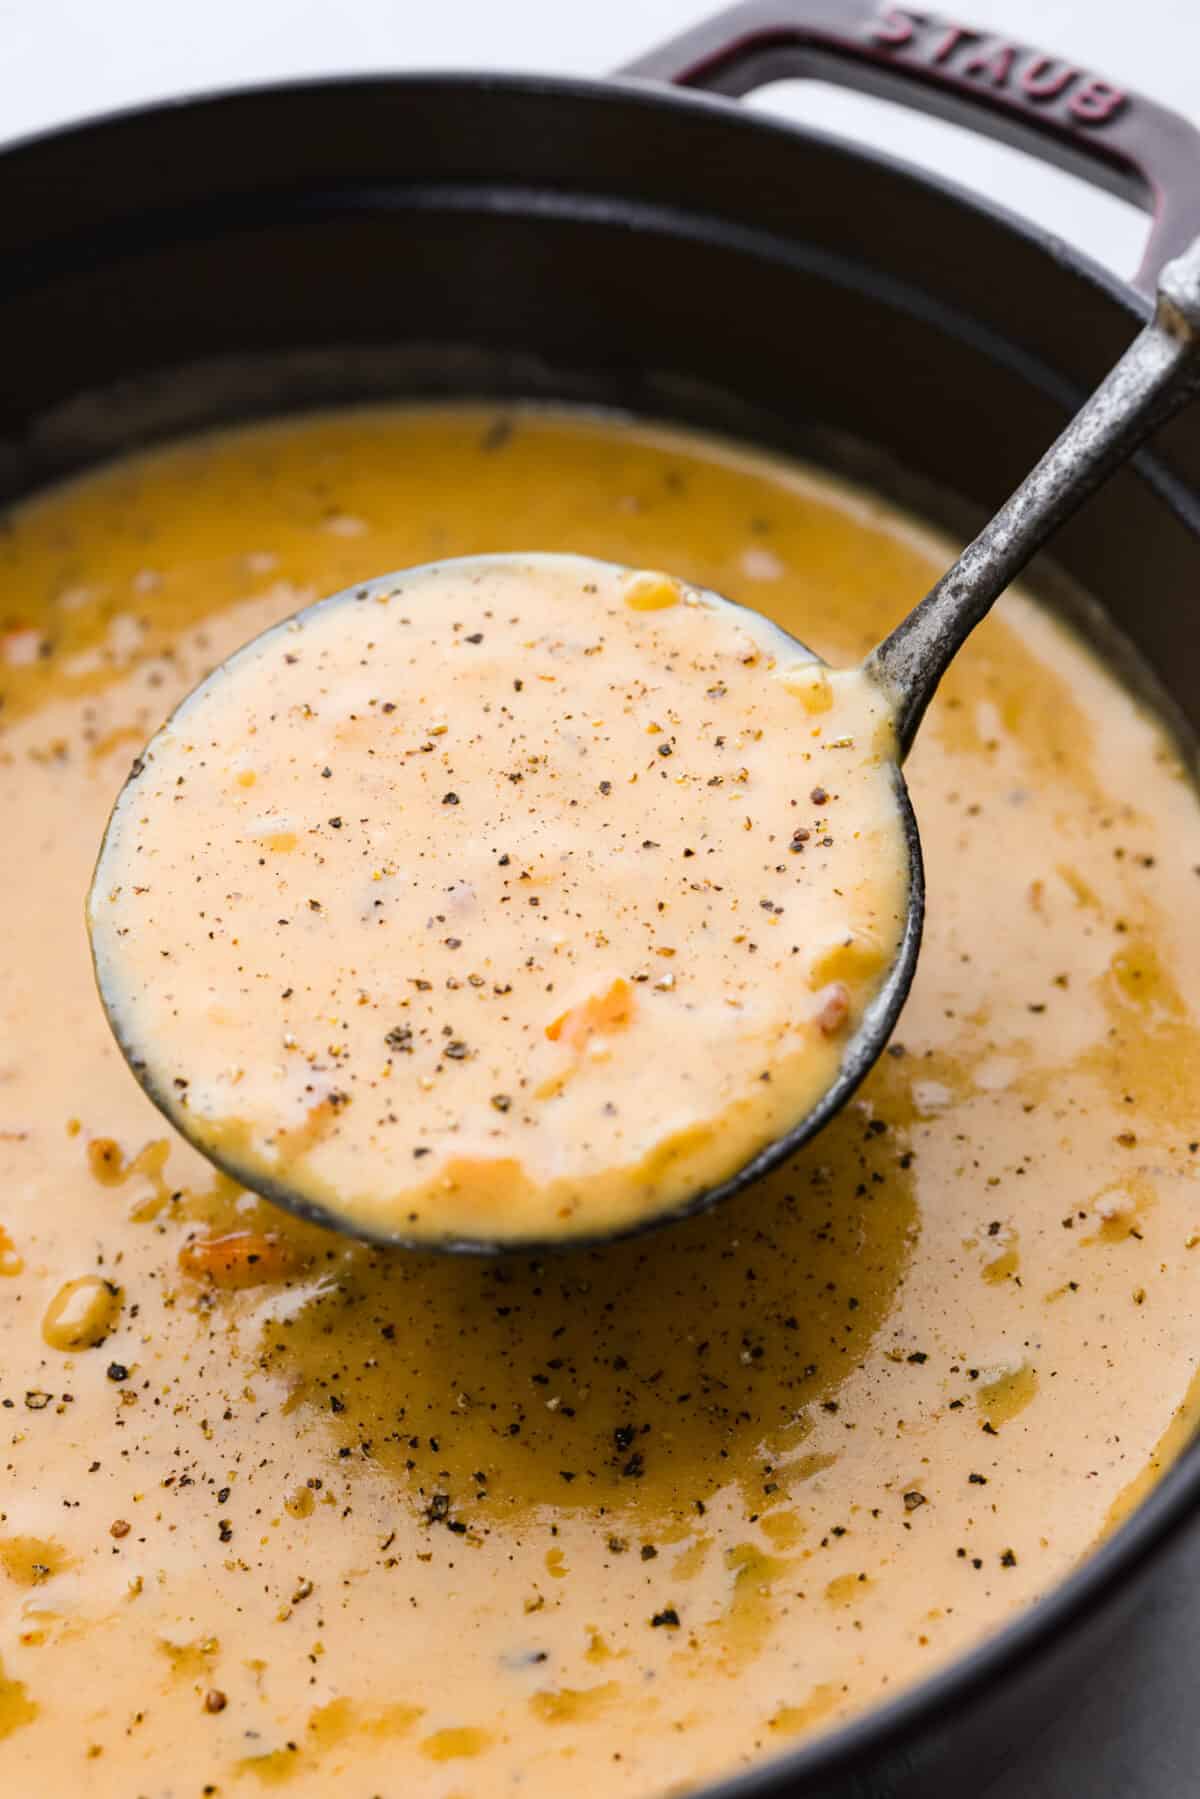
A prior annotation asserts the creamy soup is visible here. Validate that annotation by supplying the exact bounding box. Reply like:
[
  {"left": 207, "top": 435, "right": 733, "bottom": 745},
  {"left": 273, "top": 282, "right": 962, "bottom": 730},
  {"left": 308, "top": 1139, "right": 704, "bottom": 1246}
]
[
  {"left": 2, "top": 404, "right": 1200, "bottom": 1799},
  {"left": 89, "top": 553, "right": 907, "bottom": 1245}
]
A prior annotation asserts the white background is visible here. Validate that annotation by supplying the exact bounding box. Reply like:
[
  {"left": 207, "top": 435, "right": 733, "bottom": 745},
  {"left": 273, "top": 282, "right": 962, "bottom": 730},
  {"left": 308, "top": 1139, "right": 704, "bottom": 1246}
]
[{"left": 2, "top": 2, "right": 1199, "bottom": 1794}]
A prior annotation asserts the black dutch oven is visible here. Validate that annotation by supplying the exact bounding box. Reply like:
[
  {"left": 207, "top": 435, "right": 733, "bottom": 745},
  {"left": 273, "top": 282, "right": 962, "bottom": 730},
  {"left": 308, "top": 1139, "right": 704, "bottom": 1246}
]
[{"left": 5, "top": 4, "right": 1200, "bottom": 1793}]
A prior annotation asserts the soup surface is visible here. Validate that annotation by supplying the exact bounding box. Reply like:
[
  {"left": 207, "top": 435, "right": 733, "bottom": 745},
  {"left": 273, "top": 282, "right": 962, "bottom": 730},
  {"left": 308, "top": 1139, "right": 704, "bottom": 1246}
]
[
  {"left": 2, "top": 404, "right": 1200, "bottom": 1798},
  {"left": 89, "top": 552, "right": 906, "bottom": 1245}
]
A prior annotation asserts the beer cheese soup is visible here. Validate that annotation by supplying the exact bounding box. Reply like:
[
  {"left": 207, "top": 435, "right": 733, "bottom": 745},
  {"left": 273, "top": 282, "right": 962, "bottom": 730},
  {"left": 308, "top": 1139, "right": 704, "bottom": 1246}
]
[
  {"left": 2, "top": 404, "right": 1200, "bottom": 1799},
  {"left": 89, "top": 553, "right": 907, "bottom": 1245}
]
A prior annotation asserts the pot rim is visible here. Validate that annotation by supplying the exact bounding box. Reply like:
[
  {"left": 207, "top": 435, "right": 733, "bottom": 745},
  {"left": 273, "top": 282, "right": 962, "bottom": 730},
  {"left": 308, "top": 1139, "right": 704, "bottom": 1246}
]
[
  {"left": 3, "top": 61, "right": 1197, "bottom": 1795},
  {"left": 0, "top": 64, "right": 1154, "bottom": 318}
]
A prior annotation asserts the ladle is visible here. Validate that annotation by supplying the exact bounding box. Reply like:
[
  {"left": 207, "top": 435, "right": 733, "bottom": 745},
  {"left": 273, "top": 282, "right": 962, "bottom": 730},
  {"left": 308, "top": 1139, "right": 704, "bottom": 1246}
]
[{"left": 89, "top": 237, "right": 1200, "bottom": 1252}]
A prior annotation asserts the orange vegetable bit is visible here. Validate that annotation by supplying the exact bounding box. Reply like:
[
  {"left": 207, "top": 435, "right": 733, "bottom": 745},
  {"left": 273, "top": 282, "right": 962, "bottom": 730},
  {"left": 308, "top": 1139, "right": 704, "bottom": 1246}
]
[
  {"left": 178, "top": 1230, "right": 302, "bottom": 1289},
  {"left": 546, "top": 978, "right": 635, "bottom": 1053}
]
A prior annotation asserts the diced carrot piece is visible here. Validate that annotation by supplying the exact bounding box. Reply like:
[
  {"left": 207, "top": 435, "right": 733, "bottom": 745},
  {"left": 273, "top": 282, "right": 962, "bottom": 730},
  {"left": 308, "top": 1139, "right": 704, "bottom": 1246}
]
[
  {"left": 546, "top": 979, "right": 635, "bottom": 1052},
  {"left": 178, "top": 1231, "right": 298, "bottom": 1289}
]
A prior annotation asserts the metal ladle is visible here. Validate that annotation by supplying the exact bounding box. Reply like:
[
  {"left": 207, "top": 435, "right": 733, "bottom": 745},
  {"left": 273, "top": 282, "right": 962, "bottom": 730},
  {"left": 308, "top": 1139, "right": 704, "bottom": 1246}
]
[{"left": 89, "top": 238, "right": 1200, "bottom": 1252}]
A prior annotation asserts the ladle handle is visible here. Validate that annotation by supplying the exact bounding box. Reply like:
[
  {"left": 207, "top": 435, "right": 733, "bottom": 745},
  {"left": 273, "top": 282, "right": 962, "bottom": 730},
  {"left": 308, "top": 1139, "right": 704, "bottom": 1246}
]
[{"left": 866, "top": 236, "right": 1200, "bottom": 759}]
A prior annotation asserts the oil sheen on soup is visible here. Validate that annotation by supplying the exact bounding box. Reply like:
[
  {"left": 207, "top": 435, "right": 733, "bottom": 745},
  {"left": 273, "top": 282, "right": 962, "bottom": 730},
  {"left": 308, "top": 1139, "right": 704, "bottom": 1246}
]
[{"left": 2, "top": 404, "right": 1200, "bottom": 1799}]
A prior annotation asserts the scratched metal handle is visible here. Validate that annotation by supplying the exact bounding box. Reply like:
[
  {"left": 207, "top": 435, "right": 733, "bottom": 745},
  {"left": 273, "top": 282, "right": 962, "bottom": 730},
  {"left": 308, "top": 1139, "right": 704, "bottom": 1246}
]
[{"left": 865, "top": 236, "right": 1200, "bottom": 758}]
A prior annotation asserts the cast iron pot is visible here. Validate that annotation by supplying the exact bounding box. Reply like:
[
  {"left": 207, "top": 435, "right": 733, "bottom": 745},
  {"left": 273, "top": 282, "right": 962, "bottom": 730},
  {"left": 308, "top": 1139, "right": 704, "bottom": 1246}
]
[{"left": 4, "top": 4, "right": 1200, "bottom": 1794}]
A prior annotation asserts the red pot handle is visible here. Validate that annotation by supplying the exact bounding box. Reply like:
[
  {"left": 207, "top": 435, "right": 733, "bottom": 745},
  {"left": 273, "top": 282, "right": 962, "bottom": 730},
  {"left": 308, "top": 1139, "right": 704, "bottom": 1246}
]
[{"left": 620, "top": 0, "right": 1200, "bottom": 301}]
